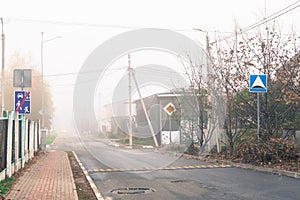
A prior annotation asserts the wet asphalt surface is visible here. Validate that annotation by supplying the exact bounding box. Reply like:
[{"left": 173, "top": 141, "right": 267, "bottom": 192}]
[{"left": 50, "top": 132, "right": 300, "bottom": 200}]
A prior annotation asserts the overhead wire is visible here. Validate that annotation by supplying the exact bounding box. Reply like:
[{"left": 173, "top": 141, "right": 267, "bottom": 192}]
[
  {"left": 3, "top": 0, "right": 299, "bottom": 80},
  {"left": 214, "top": 0, "right": 300, "bottom": 43},
  {"left": 5, "top": 17, "right": 200, "bottom": 33}
]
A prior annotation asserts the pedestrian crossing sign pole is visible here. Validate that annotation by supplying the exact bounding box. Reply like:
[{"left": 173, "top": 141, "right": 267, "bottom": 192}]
[{"left": 249, "top": 74, "right": 267, "bottom": 141}]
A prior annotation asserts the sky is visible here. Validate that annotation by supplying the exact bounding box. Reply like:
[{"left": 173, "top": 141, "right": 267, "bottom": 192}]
[{"left": 0, "top": 0, "right": 299, "bottom": 132}]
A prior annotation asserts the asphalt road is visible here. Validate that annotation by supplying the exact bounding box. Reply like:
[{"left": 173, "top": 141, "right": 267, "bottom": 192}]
[{"left": 50, "top": 132, "right": 300, "bottom": 200}]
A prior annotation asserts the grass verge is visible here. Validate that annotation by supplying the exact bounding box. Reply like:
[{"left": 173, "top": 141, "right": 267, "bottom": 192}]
[
  {"left": 67, "top": 151, "right": 98, "bottom": 200},
  {"left": 121, "top": 137, "right": 155, "bottom": 146},
  {"left": 46, "top": 134, "right": 56, "bottom": 145},
  {"left": 0, "top": 177, "right": 16, "bottom": 195}
]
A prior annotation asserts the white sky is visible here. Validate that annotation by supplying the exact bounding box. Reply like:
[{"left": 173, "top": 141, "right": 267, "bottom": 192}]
[{"left": 1, "top": 0, "right": 299, "bottom": 131}]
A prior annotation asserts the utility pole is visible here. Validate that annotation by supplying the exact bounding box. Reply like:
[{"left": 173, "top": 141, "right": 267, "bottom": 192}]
[
  {"left": 193, "top": 28, "right": 220, "bottom": 152},
  {"left": 1, "top": 17, "right": 5, "bottom": 116},
  {"left": 131, "top": 70, "right": 159, "bottom": 147},
  {"left": 128, "top": 54, "right": 133, "bottom": 147}
]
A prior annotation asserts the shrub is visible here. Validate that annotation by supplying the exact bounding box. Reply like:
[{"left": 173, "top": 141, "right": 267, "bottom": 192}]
[{"left": 233, "top": 138, "right": 299, "bottom": 165}]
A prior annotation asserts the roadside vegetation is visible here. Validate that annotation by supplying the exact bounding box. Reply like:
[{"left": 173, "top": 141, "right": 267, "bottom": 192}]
[
  {"left": 67, "top": 151, "right": 97, "bottom": 200},
  {"left": 3, "top": 51, "right": 54, "bottom": 129},
  {"left": 46, "top": 133, "right": 57, "bottom": 145},
  {"left": 0, "top": 177, "right": 15, "bottom": 196},
  {"left": 183, "top": 22, "right": 300, "bottom": 171},
  {"left": 120, "top": 137, "right": 155, "bottom": 146}
]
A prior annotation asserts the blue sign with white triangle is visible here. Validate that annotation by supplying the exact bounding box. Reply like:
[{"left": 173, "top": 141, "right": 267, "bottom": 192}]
[{"left": 249, "top": 74, "right": 267, "bottom": 93}]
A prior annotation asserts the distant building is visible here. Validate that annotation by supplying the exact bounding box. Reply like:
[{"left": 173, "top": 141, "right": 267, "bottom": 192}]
[
  {"left": 134, "top": 92, "right": 182, "bottom": 145},
  {"left": 99, "top": 90, "right": 222, "bottom": 152}
]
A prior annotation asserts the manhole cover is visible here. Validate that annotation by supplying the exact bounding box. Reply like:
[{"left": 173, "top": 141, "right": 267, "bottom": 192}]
[
  {"left": 110, "top": 187, "right": 155, "bottom": 195},
  {"left": 171, "top": 180, "right": 193, "bottom": 183}
]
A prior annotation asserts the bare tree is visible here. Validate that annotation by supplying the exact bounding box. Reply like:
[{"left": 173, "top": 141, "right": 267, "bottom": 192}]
[
  {"left": 179, "top": 52, "right": 224, "bottom": 154},
  {"left": 210, "top": 21, "right": 300, "bottom": 149},
  {"left": 2, "top": 51, "right": 54, "bottom": 129}
]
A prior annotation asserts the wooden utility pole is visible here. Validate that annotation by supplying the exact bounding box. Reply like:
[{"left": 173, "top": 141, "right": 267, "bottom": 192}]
[{"left": 131, "top": 71, "right": 159, "bottom": 147}]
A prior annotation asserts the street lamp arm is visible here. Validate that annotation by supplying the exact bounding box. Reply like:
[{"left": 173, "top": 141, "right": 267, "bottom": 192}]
[
  {"left": 43, "top": 36, "right": 62, "bottom": 43},
  {"left": 40, "top": 32, "right": 61, "bottom": 129},
  {"left": 193, "top": 28, "right": 207, "bottom": 33}
]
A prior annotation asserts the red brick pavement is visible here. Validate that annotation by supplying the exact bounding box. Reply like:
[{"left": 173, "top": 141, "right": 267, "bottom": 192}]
[{"left": 6, "top": 151, "right": 78, "bottom": 200}]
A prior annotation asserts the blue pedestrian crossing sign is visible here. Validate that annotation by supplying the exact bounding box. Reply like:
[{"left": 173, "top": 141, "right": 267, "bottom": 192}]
[
  {"left": 15, "top": 91, "right": 31, "bottom": 114},
  {"left": 249, "top": 74, "right": 267, "bottom": 93}
]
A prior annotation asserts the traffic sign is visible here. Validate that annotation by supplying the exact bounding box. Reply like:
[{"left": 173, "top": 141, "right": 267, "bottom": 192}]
[
  {"left": 249, "top": 74, "right": 267, "bottom": 93},
  {"left": 13, "top": 69, "right": 32, "bottom": 88},
  {"left": 15, "top": 91, "right": 31, "bottom": 114},
  {"left": 164, "top": 102, "right": 176, "bottom": 116}
]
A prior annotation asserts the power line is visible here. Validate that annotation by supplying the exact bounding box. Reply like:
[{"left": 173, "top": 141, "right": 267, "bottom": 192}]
[
  {"left": 5, "top": 17, "right": 198, "bottom": 33},
  {"left": 3, "top": 1, "right": 299, "bottom": 40},
  {"left": 4, "top": 17, "right": 236, "bottom": 34},
  {"left": 216, "top": 0, "right": 300, "bottom": 43},
  {"left": 30, "top": 66, "right": 127, "bottom": 78}
]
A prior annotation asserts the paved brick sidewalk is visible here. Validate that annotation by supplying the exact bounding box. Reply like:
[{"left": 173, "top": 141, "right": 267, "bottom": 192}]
[{"left": 6, "top": 151, "right": 78, "bottom": 200}]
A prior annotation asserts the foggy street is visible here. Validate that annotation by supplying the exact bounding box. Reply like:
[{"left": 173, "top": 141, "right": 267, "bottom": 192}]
[{"left": 50, "top": 132, "right": 300, "bottom": 200}]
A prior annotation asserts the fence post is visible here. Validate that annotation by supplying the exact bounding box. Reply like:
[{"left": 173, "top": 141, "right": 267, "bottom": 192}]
[
  {"left": 38, "top": 121, "right": 41, "bottom": 150},
  {"left": 34, "top": 122, "right": 38, "bottom": 151},
  {"left": 6, "top": 111, "right": 13, "bottom": 178},
  {"left": 24, "top": 118, "right": 29, "bottom": 162},
  {"left": 0, "top": 111, "right": 8, "bottom": 176},
  {"left": 14, "top": 113, "right": 20, "bottom": 172},
  {"left": 29, "top": 120, "right": 34, "bottom": 159}
]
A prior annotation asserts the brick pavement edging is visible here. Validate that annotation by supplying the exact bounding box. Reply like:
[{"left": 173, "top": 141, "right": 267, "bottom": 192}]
[
  {"left": 72, "top": 151, "right": 104, "bottom": 200},
  {"left": 5, "top": 151, "right": 78, "bottom": 200},
  {"left": 183, "top": 154, "right": 300, "bottom": 179}
]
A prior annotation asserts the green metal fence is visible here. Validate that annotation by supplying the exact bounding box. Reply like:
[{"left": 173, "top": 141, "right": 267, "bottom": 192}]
[{"left": 0, "top": 111, "right": 41, "bottom": 180}]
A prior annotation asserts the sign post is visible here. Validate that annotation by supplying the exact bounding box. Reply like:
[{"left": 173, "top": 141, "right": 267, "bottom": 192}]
[
  {"left": 249, "top": 74, "right": 267, "bottom": 141},
  {"left": 164, "top": 103, "right": 176, "bottom": 144}
]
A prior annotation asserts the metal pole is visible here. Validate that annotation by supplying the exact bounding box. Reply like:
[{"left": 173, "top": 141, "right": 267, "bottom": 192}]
[
  {"left": 169, "top": 115, "right": 172, "bottom": 144},
  {"left": 128, "top": 54, "right": 133, "bottom": 147},
  {"left": 40, "top": 32, "right": 46, "bottom": 152},
  {"left": 257, "top": 93, "right": 260, "bottom": 142},
  {"left": 1, "top": 18, "right": 5, "bottom": 116},
  {"left": 41, "top": 32, "right": 45, "bottom": 128},
  {"left": 159, "top": 99, "right": 162, "bottom": 145},
  {"left": 40, "top": 34, "right": 61, "bottom": 129}
]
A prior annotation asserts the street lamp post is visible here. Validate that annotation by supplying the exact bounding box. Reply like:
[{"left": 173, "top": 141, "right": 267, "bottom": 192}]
[
  {"left": 40, "top": 32, "right": 61, "bottom": 151},
  {"left": 41, "top": 32, "right": 45, "bottom": 128},
  {"left": 41, "top": 32, "right": 61, "bottom": 128},
  {"left": 1, "top": 18, "right": 5, "bottom": 116}
]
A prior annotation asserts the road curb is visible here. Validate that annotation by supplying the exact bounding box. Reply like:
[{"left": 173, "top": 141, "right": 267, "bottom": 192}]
[
  {"left": 72, "top": 151, "right": 105, "bottom": 200},
  {"left": 183, "top": 154, "right": 300, "bottom": 179},
  {"left": 233, "top": 162, "right": 300, "bottom": 179}
]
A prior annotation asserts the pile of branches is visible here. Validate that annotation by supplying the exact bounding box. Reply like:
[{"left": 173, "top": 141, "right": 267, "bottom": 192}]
[{"left": 233, "top": 138, "right": 299, "bottom": 166}]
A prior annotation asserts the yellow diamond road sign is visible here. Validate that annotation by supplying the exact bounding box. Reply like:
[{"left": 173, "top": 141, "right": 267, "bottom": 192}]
[{"left": 164, "top": 102, "right": 176, "bottom": 116}]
